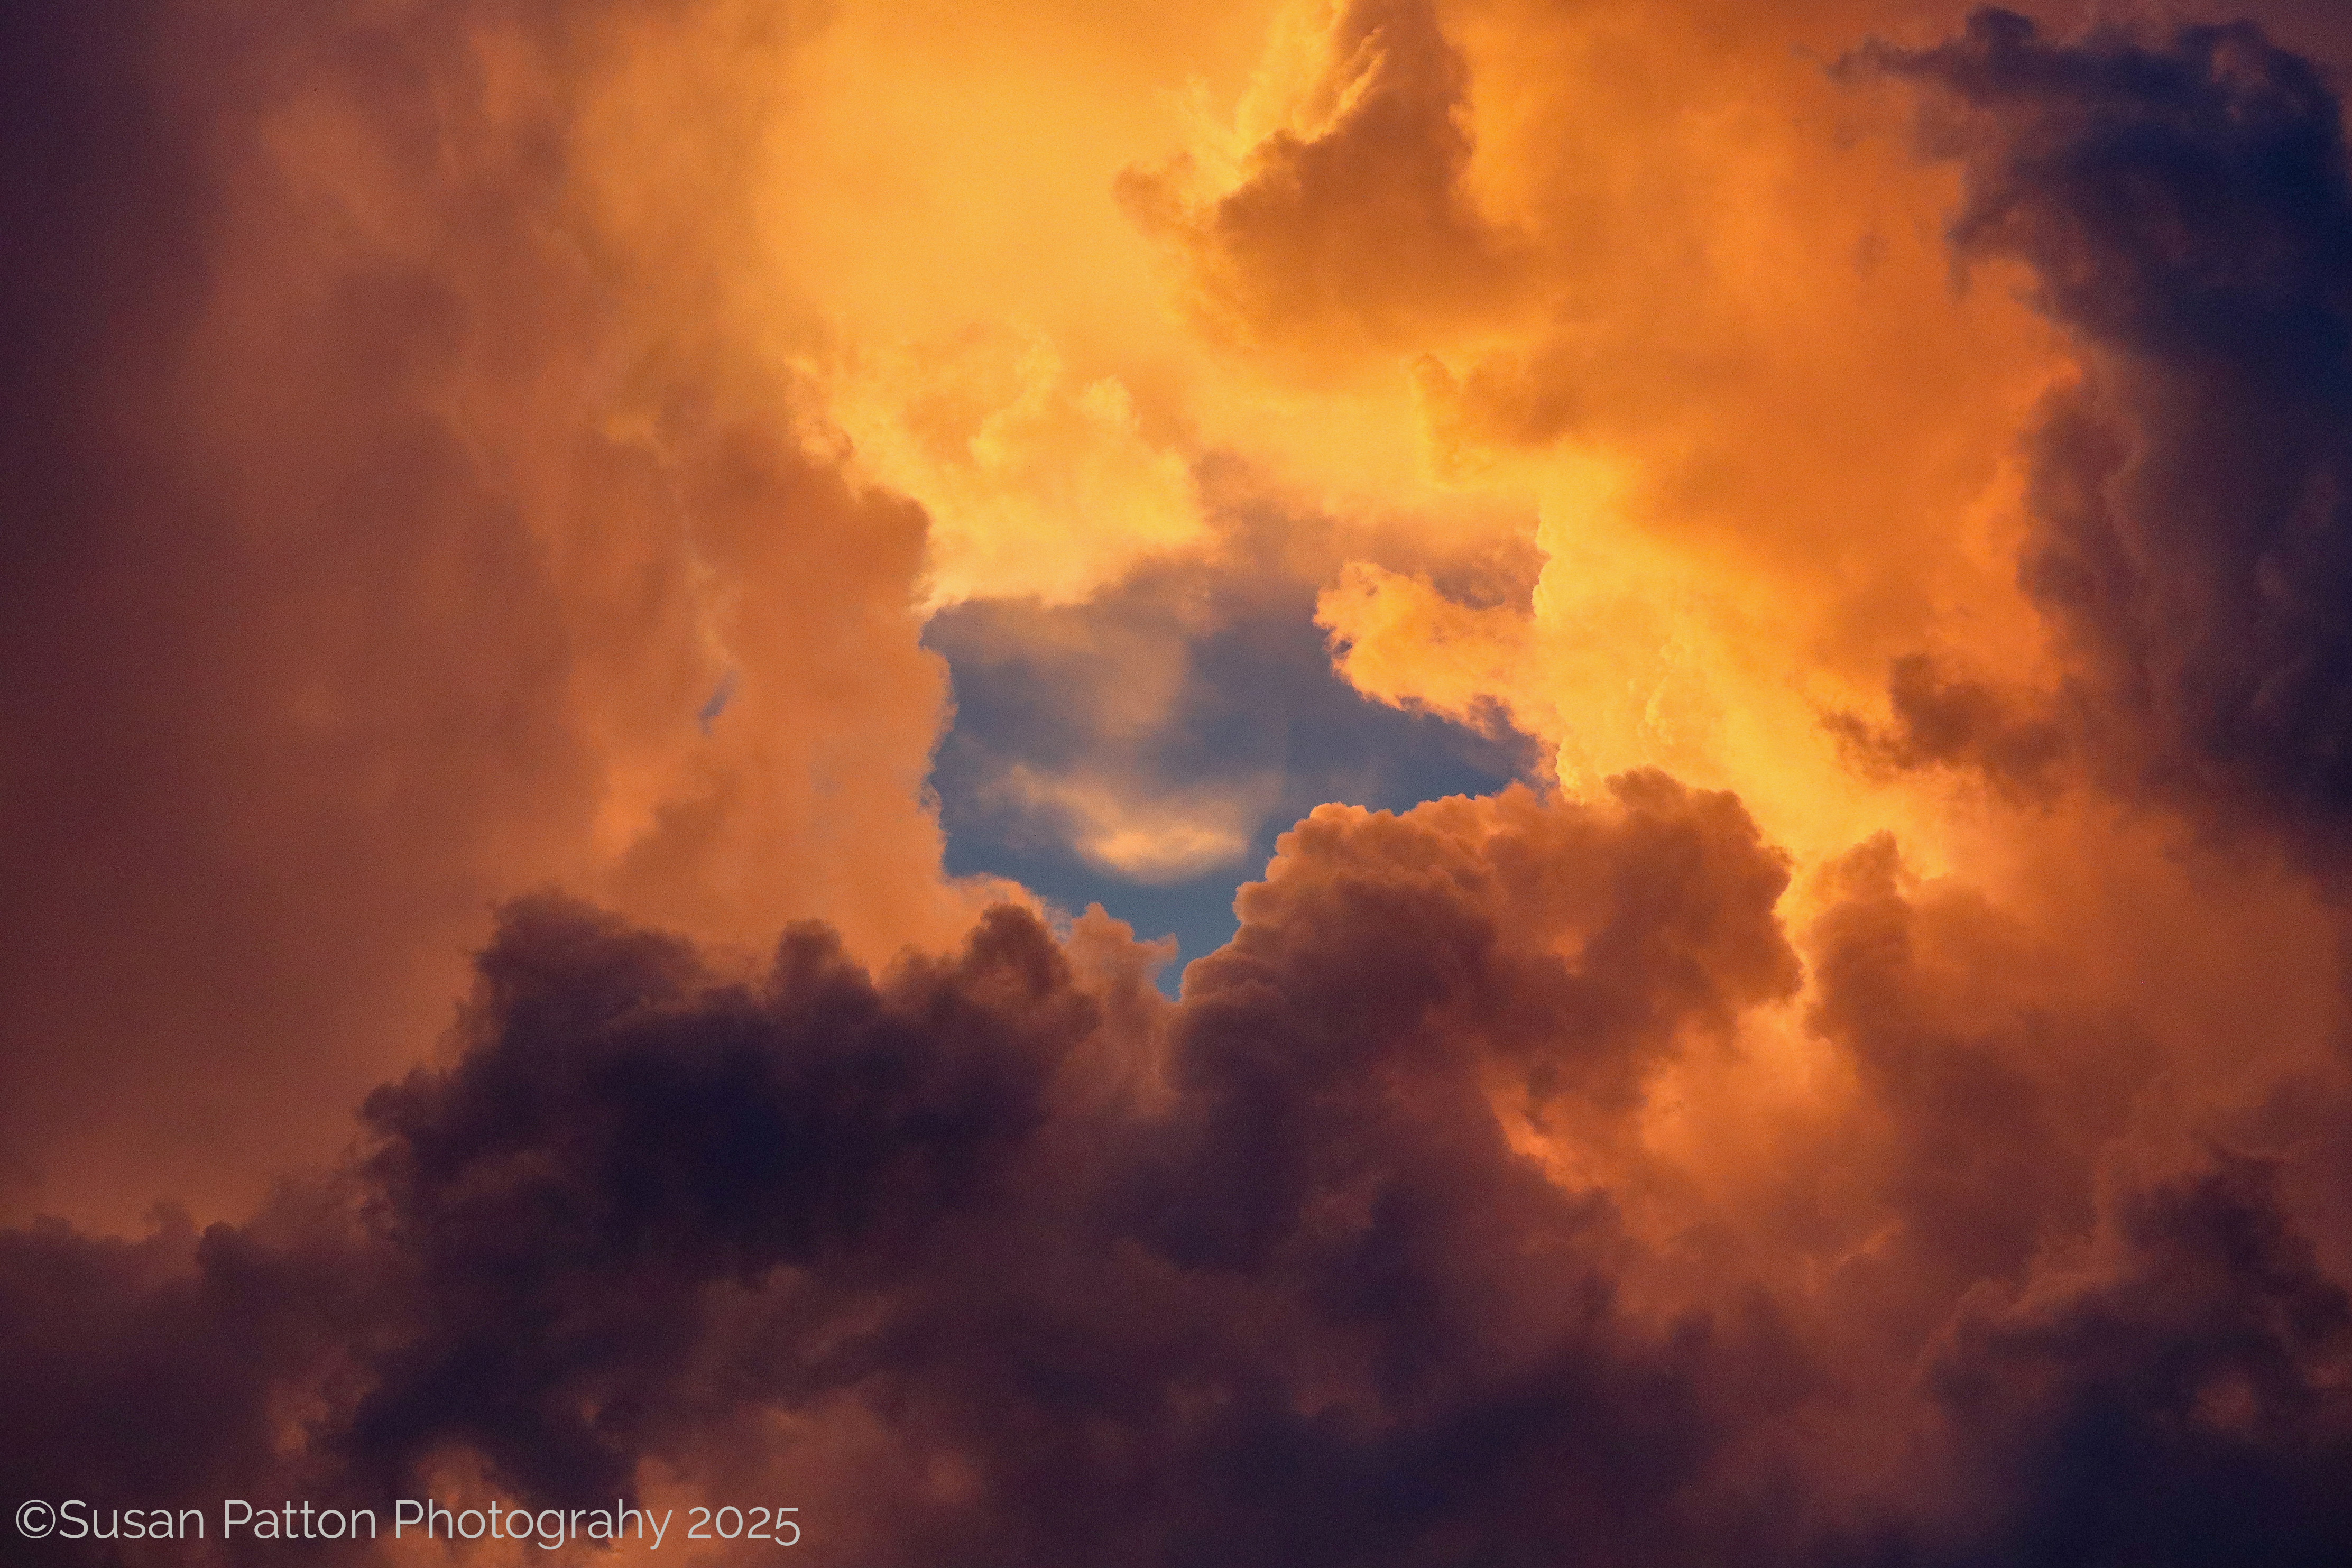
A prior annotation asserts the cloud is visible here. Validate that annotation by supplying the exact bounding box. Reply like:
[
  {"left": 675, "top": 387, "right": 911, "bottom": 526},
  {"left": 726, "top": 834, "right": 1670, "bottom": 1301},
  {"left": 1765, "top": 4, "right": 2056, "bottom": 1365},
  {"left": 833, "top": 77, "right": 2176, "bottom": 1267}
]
[
  {"left": 1861, "top": 7, "right": 2352, "bottom": 852},
  {"left": 1262, "top": 0, "right": 2071, "bottom": 878},
  {"left": 815, "top": 327, "right": 1212, "bottom": 610},
  {"left": 7, "top": 762, "right": 2352, "bottom": 1564},
  {"left": 0, "top": 0, "right": 972, "bottom": 1225},
  {"left": 924, "top": 474, "right": 1541, "bottom": 964},
  {"left": 985, "top": 764, "right": 1278, "bottom": 882},
  {"left": 1824, "top": 653, "right": 2069, "bottom": 799},
  {"left": 1929, "top": 1154, "right": 2352, "bottom": 1566},
  {"left": 1, "top": 780, "right": 1820, "bottom": 1565},
  {"left": 1119, "top": 0, "right": 1526, "bottom": 356},
  {"left": 14, "top": 4, "right": 2352, "bottom": 1565}
]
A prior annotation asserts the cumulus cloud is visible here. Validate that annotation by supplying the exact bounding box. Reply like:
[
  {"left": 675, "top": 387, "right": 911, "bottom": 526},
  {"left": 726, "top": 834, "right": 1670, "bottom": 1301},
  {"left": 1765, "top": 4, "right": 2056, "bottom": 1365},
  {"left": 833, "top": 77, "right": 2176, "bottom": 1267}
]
[
  {"left": 1, "top": 781, "right": 1810, "bottom": 1565},
  {"left": 13, "top": 765, "right": 2347, "bottom": 1565},
  {"left": 1119, "top": 0, "right": 1527, "bottom": 354},
  {"left": 1934, "top": 1154, "right": 2352, "bottom": 1565},
  {"left": 15, "top": 4, "right": 2352, "bottom": 1567},
  {"left": 0, "top": 0, "right": 971, "bottom": 1224},
  {"left": 1861, "top": 8, "right": 2352, "bottom": 851}
]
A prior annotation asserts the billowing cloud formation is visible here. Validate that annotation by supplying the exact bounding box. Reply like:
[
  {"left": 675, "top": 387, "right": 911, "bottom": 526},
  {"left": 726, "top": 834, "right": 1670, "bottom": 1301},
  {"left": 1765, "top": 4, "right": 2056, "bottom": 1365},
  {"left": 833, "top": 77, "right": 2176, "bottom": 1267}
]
[
  {"left": 8, "top": 776, "right": 2348, "bottom": 1564},
  {"left": 1859, "top": 10, "right": 2352, "bottom": 847},
  {"left": 1930, "top": 1156, "right": 2352, "bottom": 1565},
  {"left": 0, "top": 0, "right": 976, "bottom": 1223},
  {"left": 13, "top": 0, "right": 2352, "bottom": 1564},
  {"left": 7, "top": 780, "right": 1804, "bottom": 1564},
  {"left": 1120, "top": 0, "right": 1524, "bottom": 353}
]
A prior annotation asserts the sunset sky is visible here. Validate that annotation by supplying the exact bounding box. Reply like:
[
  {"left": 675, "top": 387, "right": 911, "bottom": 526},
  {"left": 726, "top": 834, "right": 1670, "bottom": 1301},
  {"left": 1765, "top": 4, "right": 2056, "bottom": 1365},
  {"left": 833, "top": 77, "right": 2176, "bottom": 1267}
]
[{"left": 8, "top": 0, "right": 2352, "bottom": 1562}]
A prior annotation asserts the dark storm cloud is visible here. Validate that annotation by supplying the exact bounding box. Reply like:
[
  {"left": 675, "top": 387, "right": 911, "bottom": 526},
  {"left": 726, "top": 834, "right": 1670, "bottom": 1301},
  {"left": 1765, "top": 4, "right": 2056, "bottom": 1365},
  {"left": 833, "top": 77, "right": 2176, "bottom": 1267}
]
[
  {"left": 2, "top": 780, "right": 1828, "bottom": 1566},
  {"left": 1133, "top": 776, "right": 1801, "bottom": 1271},
  {"left": 1800, "top": 836, "right": 2153, "bottom": 1340},
  {"left": 1856, "top": 8, "right": 2352, "bottom": 848},
  {"left": 345, "top": 897, "right": 1097, "bottom": 1509},
  {"left": 0, "top": 1205, "right": 363, "bottom": 1538},
  {"left": 13, "top": 5, "right": 2352, "bottom": 1566},
  {"left": 8, "top": 770, "right": 2352, "bottom": 1565},
  {"left": 1929, "top": 1154, "right": 2352, "bottom": 1567},
  {"left": 1787, "top": 820, "right": 2352, "bottom": 1568},
  {"left": 347, "top": 780, "right": 1797, "bottom": 1566}
]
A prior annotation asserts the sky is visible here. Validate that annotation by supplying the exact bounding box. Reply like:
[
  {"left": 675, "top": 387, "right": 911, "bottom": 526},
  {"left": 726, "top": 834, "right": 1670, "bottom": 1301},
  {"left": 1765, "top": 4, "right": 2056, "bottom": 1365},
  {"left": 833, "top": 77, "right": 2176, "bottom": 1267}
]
[{"left": 7, "top": 0, "right": 2352, "bottom": 1563}]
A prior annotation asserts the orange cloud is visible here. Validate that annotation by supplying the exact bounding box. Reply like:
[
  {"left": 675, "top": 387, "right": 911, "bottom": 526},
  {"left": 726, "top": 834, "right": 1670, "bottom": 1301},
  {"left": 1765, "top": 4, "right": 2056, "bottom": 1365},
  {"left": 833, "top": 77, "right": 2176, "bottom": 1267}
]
[{"left": 12, "top": 1, "right": 2352, "bottom": 1563}]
